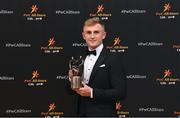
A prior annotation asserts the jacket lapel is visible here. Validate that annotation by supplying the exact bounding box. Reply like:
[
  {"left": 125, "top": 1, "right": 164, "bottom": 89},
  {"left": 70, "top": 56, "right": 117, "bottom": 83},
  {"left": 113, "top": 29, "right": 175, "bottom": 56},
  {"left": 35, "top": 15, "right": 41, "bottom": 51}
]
[{"left": 88, "top": 47, "right": 107, "bottom": 84}]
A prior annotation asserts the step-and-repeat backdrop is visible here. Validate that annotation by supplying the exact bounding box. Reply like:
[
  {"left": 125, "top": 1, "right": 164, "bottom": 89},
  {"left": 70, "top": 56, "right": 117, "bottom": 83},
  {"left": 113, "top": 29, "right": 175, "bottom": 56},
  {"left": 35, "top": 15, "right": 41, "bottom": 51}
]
[{"left": 0, "top": 0, "right": 180, "bottom": 117}]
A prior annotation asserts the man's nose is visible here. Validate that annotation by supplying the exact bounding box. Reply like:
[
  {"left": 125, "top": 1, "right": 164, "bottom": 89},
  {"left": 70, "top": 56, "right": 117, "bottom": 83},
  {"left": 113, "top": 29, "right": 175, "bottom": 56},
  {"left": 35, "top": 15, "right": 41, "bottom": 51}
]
[{"left": 90, "top": 33, "right": 95, "bottom": 38}]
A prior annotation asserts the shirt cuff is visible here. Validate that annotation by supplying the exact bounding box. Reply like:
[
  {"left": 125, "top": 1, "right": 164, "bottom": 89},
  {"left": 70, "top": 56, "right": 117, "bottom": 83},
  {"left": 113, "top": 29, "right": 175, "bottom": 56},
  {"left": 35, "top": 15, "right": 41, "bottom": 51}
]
[{"left": 90, "top": 88, "right": 93, "bottom": 98}]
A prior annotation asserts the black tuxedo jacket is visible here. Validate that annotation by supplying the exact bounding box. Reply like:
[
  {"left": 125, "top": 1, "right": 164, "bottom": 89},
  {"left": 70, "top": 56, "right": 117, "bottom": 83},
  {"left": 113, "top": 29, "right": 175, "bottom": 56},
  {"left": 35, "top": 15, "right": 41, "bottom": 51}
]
[{"left": 67, "top": 47, "right": 126, "bottom": 117}]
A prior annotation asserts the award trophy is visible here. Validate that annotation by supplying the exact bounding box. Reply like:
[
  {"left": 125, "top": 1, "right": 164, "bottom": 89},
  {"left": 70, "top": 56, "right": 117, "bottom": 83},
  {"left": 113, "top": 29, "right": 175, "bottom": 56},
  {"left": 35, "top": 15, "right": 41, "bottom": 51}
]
[{"left": 69, "top": 56, "right": 84, "bottom": 89}]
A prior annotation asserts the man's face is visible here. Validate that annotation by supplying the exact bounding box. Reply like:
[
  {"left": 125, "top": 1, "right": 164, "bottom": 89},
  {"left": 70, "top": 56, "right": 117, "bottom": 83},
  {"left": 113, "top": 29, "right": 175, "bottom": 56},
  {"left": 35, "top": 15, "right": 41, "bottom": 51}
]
[{"left": 82, "top": 23, "right": 106, "bottom": 50}]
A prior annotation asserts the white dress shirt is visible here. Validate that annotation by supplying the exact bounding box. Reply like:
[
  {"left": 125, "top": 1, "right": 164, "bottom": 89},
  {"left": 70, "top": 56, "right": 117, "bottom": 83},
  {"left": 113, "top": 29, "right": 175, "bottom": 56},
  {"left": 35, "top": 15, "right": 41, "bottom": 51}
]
[
  {"left": 83, "top": 44, "right": 103, "bottom": 98},
  {"left": 83, "top": 43, "right": 103, "bottom": 84}
]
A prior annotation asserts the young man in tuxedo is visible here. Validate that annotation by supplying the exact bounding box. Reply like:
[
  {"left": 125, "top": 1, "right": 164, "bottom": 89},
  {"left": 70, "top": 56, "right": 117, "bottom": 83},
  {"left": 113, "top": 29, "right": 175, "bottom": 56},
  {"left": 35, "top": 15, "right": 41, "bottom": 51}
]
[{"left": 68, "top": 17, "right": 126, "bottom": 117}]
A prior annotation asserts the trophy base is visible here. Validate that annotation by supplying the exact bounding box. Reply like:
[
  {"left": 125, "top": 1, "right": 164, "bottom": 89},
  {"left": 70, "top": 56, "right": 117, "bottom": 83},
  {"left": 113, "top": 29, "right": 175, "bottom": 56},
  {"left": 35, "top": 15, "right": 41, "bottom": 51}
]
[{"left": 71, "top": 76, "right": 82, "bottom": 89}]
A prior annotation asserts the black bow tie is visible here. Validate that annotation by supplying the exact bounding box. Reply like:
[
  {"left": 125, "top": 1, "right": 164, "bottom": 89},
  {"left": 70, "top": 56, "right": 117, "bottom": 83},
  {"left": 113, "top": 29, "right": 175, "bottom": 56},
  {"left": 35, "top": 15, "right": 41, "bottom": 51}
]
[{"left": 86, "top": 49, "right": 96, "bottom": 56}]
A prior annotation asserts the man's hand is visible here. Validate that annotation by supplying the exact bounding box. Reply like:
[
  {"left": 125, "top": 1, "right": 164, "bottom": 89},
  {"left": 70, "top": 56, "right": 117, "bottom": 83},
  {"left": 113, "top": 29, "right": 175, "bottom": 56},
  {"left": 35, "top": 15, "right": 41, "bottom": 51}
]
[
  {"left": 68, "top": 69, "right": 79, "bottom": 81},
  {"left": 74, "top": 82, "right": 92, "bottom": 97},
  {"left": 68, "top": 69, "right": 73, "bottom": 80}
]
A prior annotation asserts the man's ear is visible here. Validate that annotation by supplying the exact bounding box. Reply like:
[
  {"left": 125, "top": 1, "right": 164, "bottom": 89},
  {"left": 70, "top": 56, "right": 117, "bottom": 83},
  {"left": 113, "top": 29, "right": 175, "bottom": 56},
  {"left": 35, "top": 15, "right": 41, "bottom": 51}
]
[
  {"left": 82, "top": 32, "right": 85, "bottom": 40},
  {"left": 103, "top": 31, "right": 107, "bottom": 39}
]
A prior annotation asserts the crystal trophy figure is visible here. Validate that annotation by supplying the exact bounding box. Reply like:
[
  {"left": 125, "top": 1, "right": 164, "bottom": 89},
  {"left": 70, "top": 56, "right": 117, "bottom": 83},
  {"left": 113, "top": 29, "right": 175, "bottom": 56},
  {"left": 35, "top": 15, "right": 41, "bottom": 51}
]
[{"left": 69, "top": 56, "right": 84, "bottom": 89}]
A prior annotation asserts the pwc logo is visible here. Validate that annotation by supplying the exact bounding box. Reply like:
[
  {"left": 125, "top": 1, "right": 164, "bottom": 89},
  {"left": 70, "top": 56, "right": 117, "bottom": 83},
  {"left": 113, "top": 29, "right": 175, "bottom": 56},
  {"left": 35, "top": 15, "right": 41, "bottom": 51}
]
[
  {"left": 89, "top": 4, "right": 112, "bottom": 20},
  {"left": 23, "top": 4, "right": 46, "bottom": 21},
  {"left": 24, "top": 70, "right": 47, "bottom": 86},
  {"left": 155, "top": 3, "right": 179, "bottom": 19},
  {"left": 41, "top": 37, "right": 63, "bottom": 54},
  {"left": 116, "top": 101, "right": 129, "bottom": 117},
  {"left": 106, "top": 37, "right": 128, "bottom": 53},
  {"left": 156, "top": 69, "right": 179, "bottom": 85},
  {"left": 41, "top": 103, "right": 64, "bottom": 117}
]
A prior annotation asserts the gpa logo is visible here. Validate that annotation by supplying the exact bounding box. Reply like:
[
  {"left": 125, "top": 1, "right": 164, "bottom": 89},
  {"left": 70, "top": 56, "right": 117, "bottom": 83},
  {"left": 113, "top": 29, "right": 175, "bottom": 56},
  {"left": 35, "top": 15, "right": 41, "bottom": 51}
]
[
  {"left": 155, "top": 3, "right": 179, "bottom": 19},
  {"left": 116, "top": 101, "right": 129, "bottom": 117},
  {"left": 89, "top": 4, "right": 112, "bottom": 20},
  {"left": 106, "top": 37, "right": 128, "bottom": 53},
  {"left": 156, "top": 69, "right": 179, "bottom": 85},
  {"left": 41, "top": 103, "right": 64, "bottom": 117},
  {"left": 41, "top": 37, "right": 64, "bottom": 54},
  {"left": 23, "top": 4, "right": 46, "bottom": 21},
  {"left": 24, "top": 70, "right": 47, "bottom": 86}
]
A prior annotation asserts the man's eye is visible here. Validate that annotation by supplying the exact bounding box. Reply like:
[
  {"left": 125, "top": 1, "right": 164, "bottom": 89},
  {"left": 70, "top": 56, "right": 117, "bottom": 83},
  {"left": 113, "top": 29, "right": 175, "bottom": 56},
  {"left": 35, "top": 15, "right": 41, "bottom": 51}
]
[
  {"left": 94, "top": 31, "right": 100, "bottom": 34},
  {"left": 86, "top": 31, "right": 92, "bottom": 34}
]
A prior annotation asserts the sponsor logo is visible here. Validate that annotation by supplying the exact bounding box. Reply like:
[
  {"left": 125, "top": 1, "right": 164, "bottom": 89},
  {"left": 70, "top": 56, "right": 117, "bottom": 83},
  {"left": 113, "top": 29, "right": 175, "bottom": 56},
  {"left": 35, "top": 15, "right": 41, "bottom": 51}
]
[
  {"left": 107, "top": 37, "right": 128, "bottom": 53},
  {"left": 116, "top": 101, "right": 130, "bottom": 117},
  {"left": 173, "top": 44, "right": 180, "bottom": 52},
  {"left": 156, "top": 3, "right": 179, "bottom": 19},
  {"left": 41, "top": 37, "right": 63, "bottom": 54},
  {"left": 89, "top": 4, "right": 112, "bottom": 20},
  {"left": 24, "top": 70, "right": 47, "bottom": 86},
  {"left": 174, "top": 111, "right": 180, "bottom": 115},
  {"left": 156, "top": 69, "right": 179, "bottom": 85},
  {"left": 23, "top": 4, "right": 46, "bottom": 21},
  {"left": 41, "top": 103, "right": 63, "bottom": 117}
]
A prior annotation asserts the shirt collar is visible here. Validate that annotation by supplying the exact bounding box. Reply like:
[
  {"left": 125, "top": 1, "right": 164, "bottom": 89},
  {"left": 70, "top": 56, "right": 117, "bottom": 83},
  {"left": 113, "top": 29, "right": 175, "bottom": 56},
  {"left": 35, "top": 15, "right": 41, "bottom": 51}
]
[{"left": 88, "top": 43, "right": 103, "bottom": 57}]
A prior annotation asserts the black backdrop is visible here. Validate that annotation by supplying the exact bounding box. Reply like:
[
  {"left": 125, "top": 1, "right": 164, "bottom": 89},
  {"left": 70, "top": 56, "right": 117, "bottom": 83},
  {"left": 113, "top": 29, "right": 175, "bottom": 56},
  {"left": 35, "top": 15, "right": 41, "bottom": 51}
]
[{"left": 0, "top": 0, "right": 180, "bottom": 117}]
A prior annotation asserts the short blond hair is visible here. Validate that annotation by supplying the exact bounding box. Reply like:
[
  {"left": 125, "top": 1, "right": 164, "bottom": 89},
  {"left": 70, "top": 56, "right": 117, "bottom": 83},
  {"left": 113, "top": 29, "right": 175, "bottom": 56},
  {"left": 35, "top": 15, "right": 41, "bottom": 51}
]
[{"left": 83, "top": 17, "right": 105, "bottom": 30}]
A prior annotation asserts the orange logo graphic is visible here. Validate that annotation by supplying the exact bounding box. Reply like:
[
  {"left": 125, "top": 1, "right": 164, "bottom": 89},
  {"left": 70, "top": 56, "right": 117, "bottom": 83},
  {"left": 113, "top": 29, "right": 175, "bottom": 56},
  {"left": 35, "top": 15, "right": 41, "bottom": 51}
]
[
  {"left": 164, "top": 69, "right": 172, "bottom": 78},
  {"left": 23, "top": 4, "right": 46, "bottom": 21},
  {"left": 24, "top": 70, "right": 47, "bottom": 86},
  {"left": 116, "top": 101, "right": 130, "bottom": 116},
  {"left": 155, "top": 3, "right": 179, "bottom": 19},
  {"left": 32, "top": 70, "right": 39, "bottom": 79},
  {"left": 163, "top": 3, "right": 171, "bottom": 13},
  {"left": 156, "top": 69, "right": 179, "bottom": 85},
  {"left": 116, "top": 102, "right": 122, "bottom": 110},
  {"left": 41, "top": 37, "right": 63, "bottom": 53},
  {"left": 89, "top": 4, "right": 112, "bottom": 20},
  {"left": 48, "top": 38, "right": 56, "bottom": 46},
  {"left": 31, "top": 5, "right": 38, "bottom": 14},
  {"left": 48, "top": 103, "right": 56, "bottom": 112},
  {"left": 97, "top": 5, "right": 104, "bottom": 13},
  {"left": 113, "top": 37, "right": 121, "bottom": 46},
  {"left": 107, "top": 37, "right": 128, "bottom": 52},
  {"left": 41, "top": 103, "right": 64, "bottom": 116}
]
